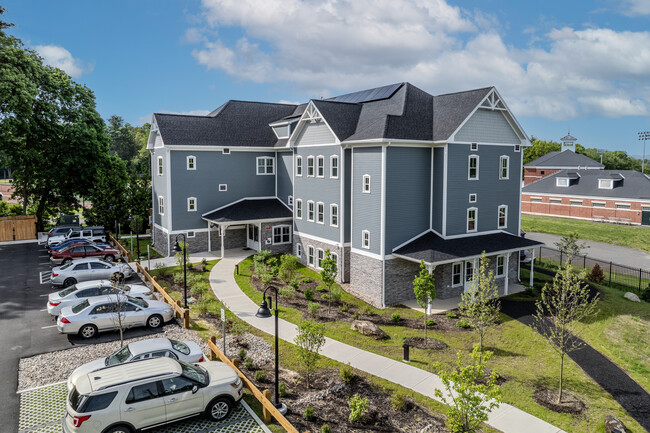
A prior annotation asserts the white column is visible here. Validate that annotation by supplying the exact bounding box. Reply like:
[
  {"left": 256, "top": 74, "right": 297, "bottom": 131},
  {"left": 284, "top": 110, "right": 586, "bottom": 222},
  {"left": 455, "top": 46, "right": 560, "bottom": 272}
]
[
  {"left": 220, "top": 225, "right": 226, "bottom": 259},
  {"left": 426, "top": 264, "right": 435, "bottom": 315},
  {"left": 529, "top": 248, "right": 535, "bottom": 288},
  {"left": 504, "top": 253, "right": 510, "bottom": 295},
  {"left": 207, "top": 222, "right": 211, "bottom": 252}
]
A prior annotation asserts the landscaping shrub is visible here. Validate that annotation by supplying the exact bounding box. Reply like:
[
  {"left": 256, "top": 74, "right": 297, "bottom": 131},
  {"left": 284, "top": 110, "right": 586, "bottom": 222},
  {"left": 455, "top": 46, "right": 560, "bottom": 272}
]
[
  {"left": 301, "top": 277, "right": 312, "bottom": 284},
  {"left": 153, "top": 261, "right": 168, "bottom": 275},
  {"left": 446, "top": 312, "right": 458, "bottom": 319},
  {"left": 320, "top": 424, "right": 331, "bottom": 433},
  {"left": 278, "top": 381, "right": 287, "bottom": 397},
  {"left": 254, "top": 370, "right": 266, "bottom": 382},
  {"left": 321, "top": 294, "right": 330, "bottom": 300},
  {"left": 290, "top": 280, "right": 300, "bottom": 290},
  {"left": 229, "top": 319, "right": 248, "bottom": 335},
  {"left": 278, "top": 254, "right": 298, "bottom": 283},
  {"left": 316, "top": 285, "right": 327, "bottom": 292},
  {"left": 347, "top": 393, "right": 369, "bottom": 423},
  {"left": 201, "top": 258, "right": 208, "bottom": 271},
  {"left": 244, "top": 357, "right": 254, "bottom": 370},
  {"left": 641, "top": 284, "right": 650, "bottom": 302},
  {"left": 308, "top": 302, "right": 321, "bottom": 318},
  {"left": 303, "top": 406, "right": 315, "bottom": 421},
  {"left": 279, "top": 286, "right": 295, "bottom": 299},
  {"left": 194, "top": 298, "right": 210, "bottom": 315},
  {"left": 391, "top": 312, "right": 401, "bottom": 323},
  {"left": 390, "top": 392, "right": 407, "bottom": 411},
  {"left": 339, "top": 364, "right": 354, "bottom": 383},
  {"left": 330, "top": 286, "right": 342, "bottom": 302},
  {"left": 426, "top": 318, "right": 435, "bottom": 327},
  {"left": 253, "top": 250, "right": 271, "bottom": 264},
  {"left": 587, "top": 264, "right": 605, "bottom": 283},
  {"left": 190, "top": 282, "right": 208, "bottom": 297},
  {"left": 353, "top": 312, "right": 359, "bottom": 320},
  {"left": 267, "top": 257, "right": 279, "bottom": 275},
  {"left": 304, "top": 288, "right": 314, "bottom": 301},
  {"left": 238, "top": 348, "right": 247, "bottom": 360},
  {"left": 339, "top": 302, "right": 349, "bottom": 313},
  {"left": 187, "top": 261, "right": 194, "bottom": 270},
  {"left": 456, "top": 320, "right": 470, "bottom": 328},
  {"left": 360, "top": 304, "right": 375, "bottom": 315}
]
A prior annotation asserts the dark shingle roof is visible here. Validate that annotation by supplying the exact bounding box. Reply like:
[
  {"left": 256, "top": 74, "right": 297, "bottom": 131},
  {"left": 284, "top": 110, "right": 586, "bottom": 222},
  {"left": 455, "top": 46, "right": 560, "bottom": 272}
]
[
  {"left": 393, "top": 231, "right": 541, "bottom": 265},
  {"left": 312, "top": 100, "right": 362, "bottom": 141},
  {"left": 523, "top": 170, "right": 650, "bottom": 199},
  {"left": 202, "top": 198, "right": 292, "bottom": 223},
  {"left": 525, "top": 150, "right": 604, "bottom": 168},
  {"left": 432, "top": 87, "right": 493, "bottom": 141}
]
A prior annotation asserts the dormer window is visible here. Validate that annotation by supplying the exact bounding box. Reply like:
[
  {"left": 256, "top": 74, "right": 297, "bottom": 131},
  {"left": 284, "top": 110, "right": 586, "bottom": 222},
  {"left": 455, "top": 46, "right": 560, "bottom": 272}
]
[
  {"left": 272, "top": 124, "right": 290, "bottom": 139},
  {"left": 556, "top": 178, "right": 569, "bottom": 187},
  {"left": 599, "top": 179, "right": 613, "bottom": 189}
]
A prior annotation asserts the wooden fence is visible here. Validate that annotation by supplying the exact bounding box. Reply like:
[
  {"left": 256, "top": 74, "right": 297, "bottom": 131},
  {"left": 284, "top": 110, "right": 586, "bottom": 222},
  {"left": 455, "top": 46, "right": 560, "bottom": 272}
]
[
  {"left": 109, "top": 233, "right": 131, "bottom": 262},
  {"left": 0, "top": 215, "right": 36, "bottom": 242},
  {"left": 135, "top": 260, "right": 190, "bottom": 328}
]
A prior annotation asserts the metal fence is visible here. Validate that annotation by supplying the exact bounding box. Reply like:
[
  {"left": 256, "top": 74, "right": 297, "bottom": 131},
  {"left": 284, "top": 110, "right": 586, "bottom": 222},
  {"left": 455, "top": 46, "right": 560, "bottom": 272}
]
[{"left": 534, "top": 246, "right": 650, "bottom": 294}]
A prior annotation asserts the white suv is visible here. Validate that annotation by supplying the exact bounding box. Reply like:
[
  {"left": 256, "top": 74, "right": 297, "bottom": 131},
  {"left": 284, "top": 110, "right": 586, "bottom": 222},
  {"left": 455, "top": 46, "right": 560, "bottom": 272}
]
[{"left": 64, "top": 357, "right": 243, "bottom": 433}]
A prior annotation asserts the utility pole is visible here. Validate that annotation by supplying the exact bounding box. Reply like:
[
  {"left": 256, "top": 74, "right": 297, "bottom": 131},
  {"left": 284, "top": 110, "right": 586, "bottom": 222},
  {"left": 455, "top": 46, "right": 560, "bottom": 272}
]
[{"left": 639, "top": 131, "right": 650, "bottom": 174}]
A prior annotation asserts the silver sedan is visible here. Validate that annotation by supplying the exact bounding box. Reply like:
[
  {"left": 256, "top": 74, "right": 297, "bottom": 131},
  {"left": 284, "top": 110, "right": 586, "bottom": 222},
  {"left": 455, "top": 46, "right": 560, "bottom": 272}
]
[
  {"left": 57, "top": 295, "right": 175, "bottom": 339},
  {"left": 50, "top": 258, "right": 133, "bottom": 287}
]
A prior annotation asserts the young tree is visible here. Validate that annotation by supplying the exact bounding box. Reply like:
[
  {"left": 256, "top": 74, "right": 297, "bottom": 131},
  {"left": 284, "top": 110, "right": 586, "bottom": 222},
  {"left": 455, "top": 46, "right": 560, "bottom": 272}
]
[
  {"left": 278, "top": 254, "right": 298, "bottom": 284},
  {"left": 533, "top": 262, "right": 599, "bottom": 403},
  {"left": 435, "top": 346, "right": 502, "bottom": 433},
  {"left": 294, "top": 319, "right": 326, "bottom": 388},
  {"left": 320, "top": 250, "right": 338, "bottom": 315},
  {"left": 109, "top": 273, "right": 128, "bottom": 347},
  {"left": 174, "top": 241, "right": 188, "bottom": 268},
  {"left": 554, "top": 232, "right": 588, "bottom": 263},
  {"left": 459, "top": 252, "right": 500, "bottom": 360},
  {"left": 412, "top": 260, "right": 436, "bottom": 341}
]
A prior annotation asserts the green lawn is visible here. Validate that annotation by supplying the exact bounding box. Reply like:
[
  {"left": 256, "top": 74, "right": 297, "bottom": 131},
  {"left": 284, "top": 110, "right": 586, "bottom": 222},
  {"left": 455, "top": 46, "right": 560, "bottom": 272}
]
[
  {"left": 116, "top": 236, "right": 162, "bottom": 260},
  {"left": 235, "top": 256, "right": 646, "bottom": 433},
  {"left": 521, "top": 214, "right": 650, "bottom": 252}
]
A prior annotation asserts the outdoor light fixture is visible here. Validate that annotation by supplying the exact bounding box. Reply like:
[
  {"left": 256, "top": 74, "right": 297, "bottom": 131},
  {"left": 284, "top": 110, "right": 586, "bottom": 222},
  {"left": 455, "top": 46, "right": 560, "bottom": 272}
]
[
  {"left": 173, "top": 234, "right": 188, "bottom": 309},
  {"left": 639, "top": 131, "right": 649, "bottom": 174},
  {"left": 255, "top": 286, "right": 287, "bottom": 414}
]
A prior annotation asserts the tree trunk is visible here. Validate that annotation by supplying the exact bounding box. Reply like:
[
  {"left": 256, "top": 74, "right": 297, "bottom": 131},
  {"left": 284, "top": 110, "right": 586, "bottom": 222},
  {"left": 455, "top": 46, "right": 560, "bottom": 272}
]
[
  {"left": 558, "top": 353, "right": 564, "bottom": 404},
  {"left": 479, "top": 331, "right": 484, "bottom": 363},
  {"left": 424, "top": 312, "right": 427, "bottom": 342}
]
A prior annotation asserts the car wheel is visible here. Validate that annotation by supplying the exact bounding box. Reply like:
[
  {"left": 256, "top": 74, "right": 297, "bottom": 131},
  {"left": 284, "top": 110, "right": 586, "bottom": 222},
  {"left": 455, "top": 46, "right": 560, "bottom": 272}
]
[
  {"left": 62, "top": 258, "right": 72, "bottom": 265},
  {"left": 79, "top": 324, "right": 98, "bottom": 339},
  {"left": 63, "top": 278, "right": 76, "bottom": 287},
  {"left": 205, "top": 397, "right": 233, "bottom": 421},
  {"left": 104, "top": 425, "right": 133, "bottom": 433},
  {"left": 104, "top": 254, "right": 115, "bottom": 262},
  {"left": 147, "top": 314, "right": 163, "bottom": 329}
]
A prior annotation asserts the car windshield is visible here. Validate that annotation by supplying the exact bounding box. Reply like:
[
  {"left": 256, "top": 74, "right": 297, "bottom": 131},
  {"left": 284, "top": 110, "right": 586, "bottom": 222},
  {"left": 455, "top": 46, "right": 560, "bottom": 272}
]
[
  {"left": 59, "top": 262, "right": 73, "bottom": 270},
  {"left": 99, "top": 259, "right": 113, "bottom": 266},
  {"left": 71, "top": 299, "right": 90, "bottom": 314},
  {"left": 69, "top": 387, "right": 86, "bottom": 412},
  {"left": 179, "top": 360, "right": 208, "bottom": 385},
  {"left": 58, "top": 285, "right": 77, "bottom": 297},
  {"left": 106, "top": 345, "right": 132, "bottom": 366},
  {"left": 170, "top": 339, "right": 190, "bottom": 355},
  {"left": 127, "top": 296, "right": 148, "bottom": 308}
]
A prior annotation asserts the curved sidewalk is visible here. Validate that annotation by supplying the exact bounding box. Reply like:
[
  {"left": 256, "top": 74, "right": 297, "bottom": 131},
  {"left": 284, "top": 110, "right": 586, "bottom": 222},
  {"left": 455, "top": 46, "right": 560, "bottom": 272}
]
[{"left": 209, "top": 250, "right": 565, "bottom": 433}]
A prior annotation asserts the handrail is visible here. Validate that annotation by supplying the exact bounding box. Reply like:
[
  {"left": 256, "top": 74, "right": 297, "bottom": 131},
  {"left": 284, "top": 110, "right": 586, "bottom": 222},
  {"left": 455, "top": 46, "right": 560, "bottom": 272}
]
[
  {"left": 109, "top": 233, "right": 131, "bottom": 262},
  {"left": 207, "top": 337, "right": 300, "bottom": 433},
  {"left": 136, "top": 260, "right": 190, "bottom": 328}
]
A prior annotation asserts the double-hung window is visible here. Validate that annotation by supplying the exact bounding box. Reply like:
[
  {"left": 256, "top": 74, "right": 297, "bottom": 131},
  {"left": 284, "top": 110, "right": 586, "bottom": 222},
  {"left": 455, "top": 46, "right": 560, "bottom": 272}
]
[
  {"left": 330, "top": 155, "right": 339, "bottom": 178},
  {"left": 497, "top": 205, "right": 507, "bottom": 229},
  {"left": 187, "top": 155, "right": 196, "bottom": 170},
  {"left": 187, "top": 197, "right": 197, "bottom": 212},
  {"left": 158, "top": 196, "right": 164, "bottom": 215},
  {"left": 308, "top": 246, "right": 314, "bottom": 265},
  {"left": 467, "top": 207, "right": 477, "bottom": 232},
  {"left": 362, "top": 230, "right": 370, "bottom": 249},
  {"left": 272, "top": 225, "right": 291, "bottom": 244},
  {"left": 317, "top": 202, "right": 324, "bottom": 224},
  {"left": 499, "top": 156, "right": 509, "bottom": 179},
  {"left": 496, "top": 255, "right": 505, "bottom": 277},
  {"left": 317, "top": 249, "right": 324, "bottom": 268},
  {"left": 468, "top": 155, "right": 479, "bottom": 180},
  {"left": 307, "top": 156, "right": 315, "bottom": 177},
  {"left": 330, "top": 204, "right": 338, "bottom": 227},
  {"left": 256, "top": 157, "right": 274, "bottom": 175},
  {"left": 317, "top": 156, "right": 324, "bottom": 177},
  {"left": 157, "top": 156, "right": 163, "bottom": 176},
  {"left": 362, "top": 175, "right": 371, "bottom": 193},
  {"left": 452, "top": 262, "right": 462, "bottom": 286},
  {"left": 296, "top": 156, "right": 302, "bottom": 176},
  {"left": 296, "top": 199, "right": 303, "bottom": 219},
  {"left": 296, "top": 244, "right": 302, "bottom": 257},
  {"left": 307, "top": 201, "right": 315, "bottom": 222}
]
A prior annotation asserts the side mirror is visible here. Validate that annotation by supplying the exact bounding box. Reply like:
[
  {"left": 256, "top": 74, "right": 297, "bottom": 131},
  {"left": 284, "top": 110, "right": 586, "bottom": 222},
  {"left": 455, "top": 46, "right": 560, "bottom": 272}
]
[{"left": 192, "top": 385, "right": 199, "bottom": 394}]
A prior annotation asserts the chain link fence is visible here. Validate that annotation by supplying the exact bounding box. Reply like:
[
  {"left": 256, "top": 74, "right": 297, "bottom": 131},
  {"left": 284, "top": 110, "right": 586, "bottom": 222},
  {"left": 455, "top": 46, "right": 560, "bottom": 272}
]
[{"left": 534, "top": 246, "right": 650, "bottom": 294}]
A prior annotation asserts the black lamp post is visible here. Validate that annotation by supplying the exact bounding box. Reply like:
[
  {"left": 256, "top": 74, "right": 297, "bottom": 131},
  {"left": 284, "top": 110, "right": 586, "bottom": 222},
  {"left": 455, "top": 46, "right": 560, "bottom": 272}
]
[
  {"left": 172, "top": 234, "right": 188, "bottom": 308},
  {"left": 255, "top": 286, "right": 287, "bottom": 414}
]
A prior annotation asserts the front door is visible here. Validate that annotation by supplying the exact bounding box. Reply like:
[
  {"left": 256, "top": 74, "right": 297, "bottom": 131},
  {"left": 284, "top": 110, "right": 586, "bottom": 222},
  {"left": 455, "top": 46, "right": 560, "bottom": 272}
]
[
  {"left": 642, "top": 210, "right": 650, "bottom": 226},
  {"left": 247, "top": 224, "right": 259, "bottom": 251},
  {"left": 464, "top": 260, "right": 478, "bottom": 293}
]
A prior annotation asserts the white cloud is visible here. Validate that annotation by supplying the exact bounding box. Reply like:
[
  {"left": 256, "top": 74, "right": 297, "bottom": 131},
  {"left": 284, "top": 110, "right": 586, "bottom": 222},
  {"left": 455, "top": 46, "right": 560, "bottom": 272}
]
[
  {"left": 620, "top": 0, "right": 650, "bottom": 16},
  {"left": 189, "top": 0, "right": 650, "bottom": 120},
  {"left": 34, "top": 45, "right": 91, "bottom": 78}
]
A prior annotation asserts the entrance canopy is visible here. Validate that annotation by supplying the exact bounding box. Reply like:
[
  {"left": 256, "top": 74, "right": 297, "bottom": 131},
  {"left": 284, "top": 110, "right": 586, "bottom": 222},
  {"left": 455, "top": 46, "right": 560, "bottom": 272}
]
[
  {"left": 202, "top": 198, "right": 292, "bottom": 225},
  {"left": 393, "top": 231, "right": 542, "bottom": 266}
]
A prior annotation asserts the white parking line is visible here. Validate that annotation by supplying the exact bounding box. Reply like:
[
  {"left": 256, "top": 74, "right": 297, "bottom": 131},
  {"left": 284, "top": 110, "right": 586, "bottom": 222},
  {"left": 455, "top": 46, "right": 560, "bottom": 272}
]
[
  {"left": 39, "top": 271, "right": 51, "bottom": 284},
  {"left": 40, "top": 325, "right": 57, "bottom": 329},
  {"left": 39, "top": 308, "right": 47, "bottom": 312},
  {"left": 39, "top": 294, "right": 48, "bottom": 297}
]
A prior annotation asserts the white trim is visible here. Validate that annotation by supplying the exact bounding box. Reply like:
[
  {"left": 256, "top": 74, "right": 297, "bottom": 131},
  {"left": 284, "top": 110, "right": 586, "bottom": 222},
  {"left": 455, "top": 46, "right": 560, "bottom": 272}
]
[
  {"left": 468, "top": 154, "right": 479, "bottom": 180},
  {"left": 272, "top": 224, "right": 292, "bottom": 245},
  {"left": 153, "top": 223, "right": 169, "bottom": 234},
  {"left": 362, "top": 174, "right": 371, "bottom": 193},
  {"left": 288, "top": 195, "right": 293, "bottom": 206},
  {"left": 445, "top": 229, "right": 504, "bottom": 240},
  {"left": 339, "top": 148, "right": 346, "bottom": 283},
  {"left": 351, "top": 247, "right": 383, "bottom": 260},
  {"left": 316, "top": 155, "right": 325, "bottom": 178},
  {"left": 296, "top": 243, "right": 302, "bottom": 257},
  {"left": 295, "top": 155, "right": 302, "bottom": 176},
  {"left": 219, "top": 184, "right": 227, "bottom": 192},
  {"left": 518, "top": 149, "right": 523, "bottom": 240},
  {"left": 307, "top": 245, "right": 315, "bottom": 266},
  {"left": 498, "top": 205, "right": 508, "bottom": 229},
  {"left": 467, "top": 207, "right": 478, "bottom": 233},
  {"left": 362, "top": 230, "right": 370, "bottom": 249},
  {"left": 307, "top": 156, "right": 315, "bottom": 177},
  {"left": 394, "top": 245, "right": 530, "bottom": 268},
  {"left": 330, "top": 154, "right": 339, "bottom": 179},
  {"left": 351, "top": 148, "right": 355, "bottom": 258},
  {"left": 514, "top": 145, "right": 521, "bottom": 152},
  {"left": 569, "top": 199, "right": 583, "bottom": 206},
  {"left": 158, "top": 196, "right": 165, "bottom": 215},
  {"left": 288, "top": 101, "right": 341, "bottom": 147},
  {"left": 165, "top": 149, "right": 172, "bottom": 232},
  {"left": 342, "top": 138, "right": 440, "bottom": 145},
  {"left": 294, "top": 231, "right": 340, "bottom": 247},
  {"left": 307, "top": 200, "right": 315, "bottom": 222},
  {"left": 522, "top": 191, "right": 650, "bottom": 204},
  {"left": 330, "top": 203, "right": 338, "bottom": 227},
  {"left": 451, "top": 262, "right": 463, "bottom": 287},
  {"left": 496, "top": 254, "right": 506, "bottom": 277},
  {"left": 598, "top": 179, "right": 614, "bottom": 189},
  {"left": 392, "top": 228, "right": 431, "bottom": 251},
  {"left": 470, "top": 142, "right": 478, "bottom": 151},
  {"left": 222, "top": 148, "right": 230, "bottom": 154},
  {"left": 469, "top": 193, "right": 477, "bottom": 203},
  {"left": 186, "top": 155, "right": 196, "bottom": 170},
  {"left": 187, "top": 197, "right": 197, "bottom": 212},
  {"left": 186, "top": 230, "right": 196, "bottom": 238},
  {"left": 316, "top": 248, "right": 324, "bottom": 269},
  {"left": 442, "top": 144, "right": 448, "bottom": 236},
  {"left": 429, "top": 148, "right": 434, "bottom": 230},
  {"left": 615, "top": 202, "right": 632, "bottom": 209},
  {"left": 525, "top": 165, "right": 603, "bottom": 170},
  {"left": 499, "top": 155, "right": 509, "bottom": 180},
  {"left": 316, "top": 201, "right": 325, "bottom": 224},
  {"left": 157, "top": 156, "right": 164, "bottom": 176},
  {"left": 381, "top": 144, "right": 387, "bottom": 307},
  {"left": 295, "top": 199, "right": 302, "bottom": 219},
  {"left": 256, "top": 156, "right": 275, "bottom": 175}
]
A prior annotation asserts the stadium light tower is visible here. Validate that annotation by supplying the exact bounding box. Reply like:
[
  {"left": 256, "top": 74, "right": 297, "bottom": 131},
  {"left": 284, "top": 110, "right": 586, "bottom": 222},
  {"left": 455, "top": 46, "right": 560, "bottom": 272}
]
[{"left": 639, "top": 131, "right": 650, "bottom": 174}]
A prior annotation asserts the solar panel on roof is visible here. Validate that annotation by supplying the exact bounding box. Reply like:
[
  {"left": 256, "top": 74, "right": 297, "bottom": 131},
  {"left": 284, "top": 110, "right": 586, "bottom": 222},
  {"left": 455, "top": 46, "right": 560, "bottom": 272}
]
[{"left": 329, "top": 83, "right": 402, "bottom": 104}]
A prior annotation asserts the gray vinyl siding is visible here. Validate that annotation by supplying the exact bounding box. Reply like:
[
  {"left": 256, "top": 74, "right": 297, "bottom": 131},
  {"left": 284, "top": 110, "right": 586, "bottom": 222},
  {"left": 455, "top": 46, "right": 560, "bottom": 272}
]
[
  {"left": 455, "top": 109, "right": 521, "bottom": 145},
  {"left": 151, "top": 147, "right": 168, "bottom": 229},
  {"left": 344, "top": 148, "right": 352, "bottom": 243},
  {"left": 170, "top": 150, "right": 276, "bottom": 231},
  {"left": 293, "top": 145, "right": 341, "bottom": 243},
  {"left": 277, "top": 151, "right": 293, "bottom": 207},
  {"left": 445, "top": 143, "right": 521, "bottom": 236},
  {"left": 294, "top": 121, "right": 336, "bottom": 146},
  {"left": 385, "top": 147, "right": 431, "bottom": 254},
  {"left": 272, "top": 125, "right": 290, "bottom": 139},
  {"left": 431, "top": 147, "right": 444, "bottom": 233},
  {"left": 351, "top": 147, "right": 382, "bottom": 255}
]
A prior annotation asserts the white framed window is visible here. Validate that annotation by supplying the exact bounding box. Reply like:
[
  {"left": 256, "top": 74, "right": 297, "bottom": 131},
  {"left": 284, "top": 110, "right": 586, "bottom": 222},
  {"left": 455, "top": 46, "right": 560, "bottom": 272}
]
[
  {"left": 330, "top": 155, "right": 339, "bottom": 178},
  {"left": 599, "top": 179, "right": 613, "bottom": 189},
  {"left": 514, "top": 145, "right": 521, "bottom": 152},
  {"left": 465, "top": 260, "right": 475, "bottom": 282},
  {"left": 471, "top": 143, "right": 478, "bottom": 151},
  {"left": 296, "top": 244, "right": 302, "bottom": 258},
  {"left": 467, "top": 207, "right": 477, "bottom": 233},
  {"left": 330, "top": 204, "right": 338, "bottom": 227},
  {"left": 272, "top": 225, "right": 291, "bottom": 244},
  {"left": 317, "top": 249, "right": 324, "bottom": 268},
  {"left": 331, "top": 252, "right": 339, "bottom": 269},
  {"left": 296, "top": 199, "right": 303, "bottom": 219},
  {"left": 498, "top": 205, "right": 507, "bottom": 229},
  {"left": 496, "top": 255, "right": 505, "bottom": 277},
  {"left": 570, "top": 200, "right": 582, "bottom": 206},
  {"left": 157, "top": 156, "right": 163, "bottom": 176},
  {"left": 642, "top": 206, "right": 650, "bottom": 211},
  {"left": 187, "top": 231, "right": 196, "bottom": 239},
  {"left": 317, "top": 155, "right": 324, "bottom": 178},
  {"left": 288, "top": 195, "right": 293, "bottom": 206},
  {"left": 307, "top": 200, "right": 315, "bottom": 222},
  {"left": 362, "top": 174, "right": 371, "bottom": 193},
  {"left": 616, "top": 203, "right": 631, "bottom": 209},
  {"left": 308, "top": 246, "right": 314, "bottom": 265},
  {"left": 499, "top": 155, "right": 509, "bottom": 180},
  {"left": 592, "top": 201, "right": 606, "bottom": 208},
  {"left": 256, "top": 156, "right": 274, "bottom": 175},
  {"left": 556, "top": 178, "right": 569, "bottom": 187},
  {"left": 317, "top": 202, "right": 324, "bottom": 224},
  {"left": 452, "top": 262, "right": 463, "bottom": 286},
  {"left": 468, "top": 155, "right": 479, "bottom": 180},
  {"left": 187, "top": 197, "right": 197, "bottom": 212},
  {"left": 186, "top": 155, "right": 196, "bottom": 170},
  {"left": 219, "top": 184, "right": 227, "bottom": 191},
  {"left": 222, "top": 148, "right": 230, "bottom": 154},
  {"left": 307, "top": 156, "right": 315, "bottom": 177},
  {"left": 550, "top": 198, "right": 562, "bottom": 204},
  {"left": 362, "top": 230, "right": 370, "bottom": 249},
  {"left": 469, "top": 193, "right": 477, "bottom": 203},
  {"left": 158, "top": 196, "right": 164, "bottom": 215},
  {"left": 530, "top": 197, "right": 543, "bottom": 203},
  {"left": 296, "top": 156, "right": 302, "bottom": 176}
]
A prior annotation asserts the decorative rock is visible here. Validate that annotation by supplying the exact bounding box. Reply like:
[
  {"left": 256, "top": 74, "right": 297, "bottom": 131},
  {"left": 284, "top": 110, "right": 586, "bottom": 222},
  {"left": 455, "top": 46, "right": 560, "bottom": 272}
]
[
  {"left": 604, "top": 415, "right": 627, "bottom": 433},
  {"left": 350, "top": 320, "right": 389, "bottom": 340},
  {"left": 623, "top": 292, "right": 640, "bottom": 303}
]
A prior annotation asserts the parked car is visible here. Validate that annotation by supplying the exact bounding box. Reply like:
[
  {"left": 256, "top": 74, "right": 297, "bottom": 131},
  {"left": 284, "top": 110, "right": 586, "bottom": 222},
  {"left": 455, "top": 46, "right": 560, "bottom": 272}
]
[
  {"left": 66, "top": 338, "right": 205, "bottom": 390},
  {"left": 47, "top": 226, "right": 106, "bottom": 247},
  {"left": 46, "top": 225, "right": 81, "bottom": 247},
  {"left": 50, "top": 244, "right": 120, "bottom": 265},
  {"left": 48, "top": 239, "right": 110, "bottom": 255},
  {"left": 57, "top": 295, "right": 175, "bottom": 339},
  {"left": 47, "top": 280, "right": 155, "bottom": 316},
  {"left": 64, "top": 357, "right": 242, "bottom": 433},
  {"left": 51, "top": 258, "right": 132, "bottom": 287}
]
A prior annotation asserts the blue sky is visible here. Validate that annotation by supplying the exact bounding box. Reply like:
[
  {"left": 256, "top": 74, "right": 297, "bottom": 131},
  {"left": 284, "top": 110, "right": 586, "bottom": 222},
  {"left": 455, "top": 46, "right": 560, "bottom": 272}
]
[{"left": 4, "top": 0, "right": 650, "bottom": 155}]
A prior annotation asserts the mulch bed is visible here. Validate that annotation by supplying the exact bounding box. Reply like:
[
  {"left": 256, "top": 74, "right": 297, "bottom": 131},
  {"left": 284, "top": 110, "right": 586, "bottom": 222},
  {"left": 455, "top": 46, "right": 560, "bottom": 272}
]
[
  {"left": 403, "top": 337, "right": 448, "bottom": 350},
  {"left": 533, "top": 388, "right": 586, "bottom": 414}
]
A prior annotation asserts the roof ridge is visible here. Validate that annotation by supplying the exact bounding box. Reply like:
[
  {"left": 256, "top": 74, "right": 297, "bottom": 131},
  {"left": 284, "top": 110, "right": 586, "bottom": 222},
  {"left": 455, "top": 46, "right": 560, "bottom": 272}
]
[
  {"left": 434, "top": 86, "right": 494, "bottom": 98},
  {"left": 153, "top": 112, "right": 211, "bottom": 118},
  {"left": 226, "top": 99, "right": 299, "bottom": 107}
]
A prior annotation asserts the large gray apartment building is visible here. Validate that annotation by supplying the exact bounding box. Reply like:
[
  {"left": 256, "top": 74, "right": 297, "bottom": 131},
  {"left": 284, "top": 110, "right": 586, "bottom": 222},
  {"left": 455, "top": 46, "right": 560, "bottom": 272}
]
[{"left": 149, "top": 82, "right": 540, "bottom": 307}]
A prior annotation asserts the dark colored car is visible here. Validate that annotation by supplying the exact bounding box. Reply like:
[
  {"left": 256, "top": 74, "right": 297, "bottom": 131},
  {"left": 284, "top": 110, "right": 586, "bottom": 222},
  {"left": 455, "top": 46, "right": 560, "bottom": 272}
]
[
  {"left": 48, "top": 239, "right": 110, "bottom": 255},
  {"left": 50, "top": 245, "right": 120, "bottom": 265}
]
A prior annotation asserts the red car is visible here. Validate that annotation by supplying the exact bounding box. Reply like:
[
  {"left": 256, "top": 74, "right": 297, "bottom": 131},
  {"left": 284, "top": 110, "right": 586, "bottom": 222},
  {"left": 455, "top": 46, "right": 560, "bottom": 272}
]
[{"left": 50, "top": 244, "right": 120, "bottom": 265}]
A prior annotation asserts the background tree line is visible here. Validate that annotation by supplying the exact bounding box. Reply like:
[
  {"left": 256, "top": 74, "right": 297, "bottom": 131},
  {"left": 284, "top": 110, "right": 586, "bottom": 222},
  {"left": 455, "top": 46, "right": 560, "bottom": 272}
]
[{"left": 0, "top": 7, "right": 151, "bottom": 231}]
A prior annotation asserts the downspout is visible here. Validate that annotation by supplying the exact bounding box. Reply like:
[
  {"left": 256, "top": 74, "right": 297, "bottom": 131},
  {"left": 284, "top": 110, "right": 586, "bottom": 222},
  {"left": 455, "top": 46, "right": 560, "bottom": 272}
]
[{"left": 381, "top": 143, "right": 388, "bottom": 308}]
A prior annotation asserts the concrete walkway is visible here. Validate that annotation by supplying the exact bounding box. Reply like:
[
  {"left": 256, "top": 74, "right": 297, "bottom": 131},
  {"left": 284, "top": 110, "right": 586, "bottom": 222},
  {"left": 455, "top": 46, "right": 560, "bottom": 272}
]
[
  {"left": 209, "top": 249, "right": 565, "bottom": 433},
  {"left": 403, "top": 283, "right": 528, "bottom": 314}
]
